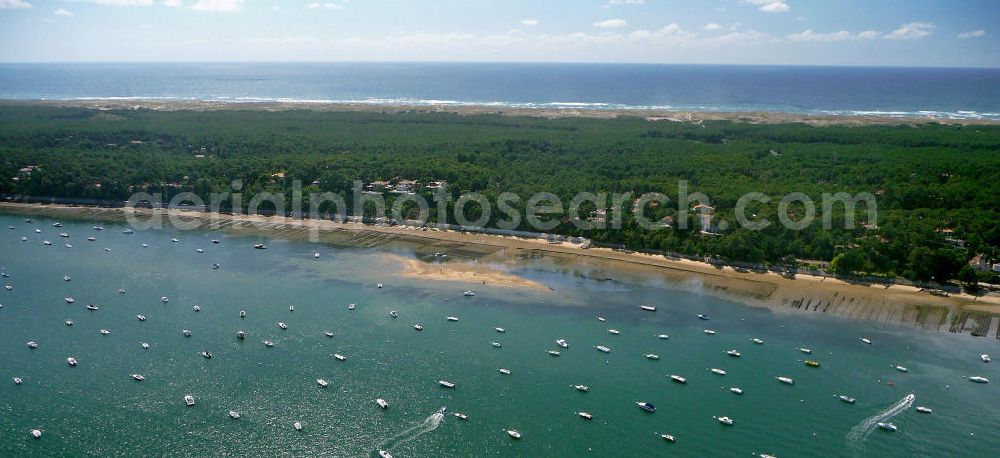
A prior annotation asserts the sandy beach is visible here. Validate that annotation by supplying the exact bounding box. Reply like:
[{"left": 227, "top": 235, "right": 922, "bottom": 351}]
[
  {"left": 3, "top": 202, "right": 998, "bottom": 338},
  {"left": 4, "top": 99, "right": 1000, "bottom": 126}
]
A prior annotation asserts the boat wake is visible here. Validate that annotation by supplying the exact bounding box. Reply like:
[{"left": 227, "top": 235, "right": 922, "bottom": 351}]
[
  {"left": 379, "top": 409, "right": 445, "bottom": 452},
  {"left": 846, "top": 393, "right": 914, "bottom": 453}
]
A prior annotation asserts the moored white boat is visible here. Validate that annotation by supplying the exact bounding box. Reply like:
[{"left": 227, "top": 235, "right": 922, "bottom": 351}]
[
  {"left": 141, "top": 342, "right": 150, "bottom": 349},
  {"left": 799, "top": 348, "right": 812, "bottom": 354},
  {"left": 64, "top": 297, "right": 75, "bottom": 303},
  {"left": 13, "top": 377, "right": 23, "bottom": 385},
  {"left": 548, "top": 350, "right": 561, "bottom": 356},
  {"left": 710, "top": 368, "right": 726, "bottom": 375},
  {"left": 184, "top": 395, "right": 195, "bottom": 406},
  {"left": 636, "top": 401, "right": 656, "bottom": 413},
  {"left": 277, "top": 322, "right": 288, "bottom": 330},
  {"left": 645, "top": 353, "right": 660, "bottom": 360},
  {"left": 334, "top": 353, "right": 346, "bottom": 361},
  {"left": 578, "top": 411, "right": 593, "bottom": 420},
  {"left": 453, "top": 412, "right": 469, "bottom": 420},
  {"left": 861, "top": 337, "right": 872, "bottom": 345},
  {"left": 26, "top": 341, "right": 38, "bottom": 349},
  {"left": 596, "top": 345, "right": 611, "bottom": 353},
  {"left": 640, "top": 305, "right": 656, "bottom": 312},
  {"left": 776, "top": 376, "right": 794, "bottom": 385},
  {"left": 498, "top": 368, "right": 511, "bottom": 375},
  {"left": 895, "top": 365, "right": 908, "bottom": 372},
  {"left": 495, "top": 327, "right": 505, "bottom": 333},
  {"left": 236, "top": 330, "right": 245, "bottom": 339},
  {"left": 839, "top": 395, "right": 856, "bottom": 404},
  {"left": 877, "top": 422, "right": 897, "bottom": 432},
  {"left": 660, "top": 434, "right": 676, "bottom": 443},
  {"left": 574, "top": 384, "right": 589, "bottom": 392},
  {"left": 438, "top": 380, "right": 456, "bottom": 388},
  {"left": 916, "top": 406, "right": 932, "bottom": 414},
  {"left": 716, "top": 416, "right": 734, "bottom": 426},
  {"left": 376, "top": 398, "right": 389, "bottom": 409},
  {"left": 229, "top": 411, "right": 240, "bottom": 419},
  {"left": 608, "top": 329, "right": 620, "bottom": 335},
  {"left": 703, "top": 329, "right": 716, "bottom": 335},
  {"left": 697, "top": 314, "right": 710, "bottom": 320},
  {"left": 100, "top": 329, "right": 110, "bottom": 335},
  {"left": 446, "top": 316, "right": 458, "bottom": 322},
  {"left": 969, "top": 376, "right": 989, "bottom": 383},
  {"left": 730, "top": 387, "right": 743, "bottom": 395},
  {"left": 390, "top": 310, "right": 398, "bottom": 318},
  {"left": 136, "top": 314, "right": 146, "bottom": 321},
  {"left": 379, "top": 450, "right": 393, "bottom": 458},
  {"left": 32, "top": 429, "right": 41, "bottom": 439},
  {"left": 182, "top": 329, "right": 192, "bottom": 337},
  {"left": 981, "top": 354, "right": 990, "bottom": 363},
  {"left": 556, "top": 339, "right": 568, "bottom": 348},
  {"left": 293, "top": 421, "right": 303, "bottom": 431},
  {"left": 670, "top": 375, "right": 687, "bottom": 384},
  {"left": 262, "top": 340, "right": 274, "bottom": 347},
  {"left": 324, "top": 331, "right": 334, "bottom": 337},
  {"left": 657, "top": 334, "right": 669, "bottom": 340},
  {"left": 463, "top": 291, "right": 475, "bottom": 297},
  {"left": 86, "top": 304, "right": 99, "bottom": 311},
  {"left": 316, "top": 379, "right": 329, "bottom": 388},
  {"left": 505, "top": 429, "right": 521, "bottom": 439},
  {"left": 726, "top": 349, "right": 741, "bottom": 357},
  {"left": 131, "top": 374, "right": 145, "bottom": 381}
]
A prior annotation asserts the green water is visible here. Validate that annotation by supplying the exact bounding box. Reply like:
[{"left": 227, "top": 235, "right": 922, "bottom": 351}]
[{"left": 0, "top": 214, "right": 997, "bottom": 457}]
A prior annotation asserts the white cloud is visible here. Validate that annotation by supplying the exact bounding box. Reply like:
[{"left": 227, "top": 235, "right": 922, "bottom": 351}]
[
  {"left": 593, "top": 18, "right": 627, "bottom": 29},
  {"left": 189, "top": 0, "right": 243, "bottom": 12},
  {"left": 602, "top": 0, "right": 644, "bottom": 7},
  {"left": 958, "top": 29, "right": 986, "bottom": 39},
  {"left": 0, "top": 0, "right": 31, "bottom": 9},
  {"left": 883, "top": 22, "right": 934, "bottom": 40},
  {"left": 163, "top": 0, "right": 182, "bottom": 7},
  {"left": 307, "top": 2, "right": 342, "bottom": 9},
  {"left": 743, "top": 0, "right": 789, "bottom": 13},
  {"left": 76, "top": 0, "right": 154, "bottom": 5},
  {"left": 786, "top": 29, "right": 879, "bottom": 42},
  {"left": 520, "top": 19, "right": 539, "bottom": 26},
  {"left": 703, "top": 23, "right": 722, "bottom": 31},
  {"left": 53, "top": 8, "right": 73, "bottom": 15}
]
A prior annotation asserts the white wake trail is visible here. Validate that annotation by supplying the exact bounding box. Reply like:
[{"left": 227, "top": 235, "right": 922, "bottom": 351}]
[
  {"left": 846, "top": 393, "right": 914, "bottom": 453},
  {"left": 380, "top": 411, "right": 445, "bottom": 451}
]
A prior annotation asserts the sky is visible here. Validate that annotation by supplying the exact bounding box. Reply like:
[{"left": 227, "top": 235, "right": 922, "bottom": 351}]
[{"left": 0, "top": 0, "right": 997, "bottom": 66}]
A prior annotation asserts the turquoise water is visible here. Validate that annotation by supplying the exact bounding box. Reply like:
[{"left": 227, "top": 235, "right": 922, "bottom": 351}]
[{"left": 0, "top": 214, "right": 997, "bottom": 457}]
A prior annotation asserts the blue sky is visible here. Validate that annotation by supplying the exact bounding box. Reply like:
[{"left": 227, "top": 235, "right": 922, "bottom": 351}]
[{"left": 0, "top": 0, "right": 997, "bottom": 66}]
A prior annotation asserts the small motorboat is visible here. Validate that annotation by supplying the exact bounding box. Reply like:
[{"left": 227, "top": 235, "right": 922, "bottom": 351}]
[
  {"left": 131, "top": 374, "right": 145, "bottom": 381},
  {"left": 657, "top": 334, "right": 670, "bottom": 340},
  {"left": 596, "top": 345, "right": 611, "bottom": 353},
  {"left": 597, "top": 316, "right": 606, "bottom": 322},
  {"left": 229, "top": 411, "right": 240, "bottom": 419},
  {"left": 574, "top": 384, "right": 589, "bottom": 392},
  {"left": 67, "top": 357, "right": 78, "bottom": 366},
  {"left": 141, "top": 342, "right": 150, "bottom": 349},
  {"left": 43, "top": 241, "right": 51, "bottom": 246},
  {"left": 877, "top": 422, "right": 897, "bottom": 432},
  {"left": 184, "top": 395, "right": 196, "bottom": 406},
  {"left": 390, "top": 310, "right": 398, "bottom": 318},
  {"left": 201, "top": 351, "right": 212, "bottom": 359},
  {"left": 608, "top": 329, "right": 621, "bottom": 335},
  {"left": 446, "top": 316, "right": 458, "bottom": 322},
  {"left": 861, "top": 338, "right": 872, "bottom": 345},
  {"left": 236, "top": 331, "right": 246, "bottom": 340},
  {"left": 710, "top": 368, "right": 726, "bottom": 376},
  {"left": 182, "top": 330, "right": 192, "bottom": 337},
  {"left": 63, "top": 275, "right": 71, "bottom": 282},
  {"left": 495, "top": 327, "right": 505, "bottom": 333},
  {"left": 376, "top": 398, "right": 389, "bottom": 409},
  {"left": 981, "top": 354, "right": 991, "bottom": 363},
  {"left": 136, "top": 314, "right": 146, "bottom": 321},
  {"left": 716, "top": 416, "right": 735, "bottom": 426},
  {"left": 348, "top": 303, "right": 355, "bottom": 310},
  {"left": 637, "top": 401, "right": 656, "bottom": 413},
  {"left": 703, "top": 329, "right": 716, "bottom": 335},
  {"left": 124, "top": 228, "right": 134, "bottom": 234},
  {"left": 556, "top": 339, "right": 569, "bottom": 348},
  {"left": 438, "top": 406, "right": 447, "bottom": 414},
  {"left": 141, "top": 243, "right": 148, "bottom": 248},
  {"left": 87, "top": 237, "right": 96, "bottom": 242},
  {"left": 324, "top": 331, "right": 334, "bottom": 337},
  {"left": 498, "top": 368, "right": 512, "bottom": 375},
  {"left": 26, "top": 341, "right": 38, "bottom": 349},
  {"left": 799, "top": 348, "right": 812, "bottom": 354},
  {"left": 59, "top": 233, "right": 69, "bottom": 238},
  {"left": 86, "top": 304, "right": 99, "bottom": 311},
  {"left": 277, "top": 322, "right": 288, "bottom": 330},
  {"left": 413, "top": 324, "right": 423, "bottom": 331},
  {"left": 316, "top": 379, "right": 329, "bottom": 388},
  {"left": 13, "top": 377, "right": 23, "bottom": 385},
  {"left": 212, "top": 263, "right": 220, "bottom": 270},
  {"left": 379, "top": 451, "right": 393, "bottom": 458},
  {"left": 726, "top": 349, "right": 741, "bottom": 357},
  {"left": 697, "top": 314, "right": 710, "bottom": 320},
  {"left": 492, "top": 342, "right": 502, "bottom": 348},
  {"left": 171, "top": 238, "right": 179, "bottom": 243},
  {"left": 53, "top": 223, "right": 62, "bottom": 227},
  {"left": 640, "top": 305, "right": 657, "bottom": 312},
  {"left": 969, "top": 376, "right": 989, "bottom": 383},
  {"left": 453, "top": 412, "right": 469, "bottom": 420},
  {"left": 100, "top": 329, "right": 111, "bottom": 336},
  {"left": 548, "top": 350, "right": 561, "bottom": 356},
  {"left": 253, "top": 243, "right": 266, "bottom": 249},
  {"left": 195, "top": 249, "right": 204, "bottom": 253},
  {"left": 240, "top": 310, "right": 246, "bottom": 318},
  {"left": 211, "top": 239, "right": 220, "bottom": 244},
  {"left": 65, "top": 297, "right": 75, "bottom": 303},
  {"left": 776, "top": 376, "right": 795, "bottom": 385},
  {"left": 193, "top": 305, "right": 201, "bottom": 312},
  {"left": 4, "top": 284, "right": 12, "bottom": 290},
  {"left": 805, "top": 360, "right": 821, "bottom": 368},
  {"left": 505, "top": 429, "right": 522, "bottom": 439},
  {"left": 289, "top": 306, "right": 294, "bottom": 312},
  {"left": 839, "top": 395, "right": 856, "bottom": 404},
  {"left": 438, "top": 380, "right": 456, "bottom": 389},
  {"left": 160, "top": 296, "right": 168, "bottom": 303},
  {"left": 117, "top": 289, "right": 126, "bottom": 294},
  {"left": 313, "top": 252, "right": 320, "bottom": 259},
  {"left": 334, "top": 353, "right": 347, "bottom": 361},
  {"left": 32, "top": 429, "right": 42, "bottom": 439},
  {"left": 895, "top": 365, "right": 908, "bottom": 373},
  {"left": 463, "top": 291, "right": 475, "bottom": 297},
  {"left": 645, "top": 353, "right": 660, "bottom": 360},
  {"left": 730, "top": 387, "right": 743, "bottom": 395},
  {"left": 916, "top": 406, "right": 932, "bottom": 414},
  {"left": 670, "top": 375, "right": 687, "bottom": 384},
  {"left": 376, "top": 283, "right": 383, "bottom": 289},
  {"left": 660, "top": 434, "right": 676, "bottom": 443},
  {"left": 293, "top": 421, "right": 303, "bottom": 431},
  {"left": 578, "top": 411, "right": 593, "bottom": 420},
  {"left": 262, "top": 340, "right": 274, "bottom": 347},
  {"left": 94, "top": 226, "right": 104, "bottom": 231}
]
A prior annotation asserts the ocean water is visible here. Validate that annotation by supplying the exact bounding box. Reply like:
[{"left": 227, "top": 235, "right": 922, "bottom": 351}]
[
  {"left": 0, "top": 214, "right": 997, "bottom": 457},
  {"left": 0, "top": 63, "right": 999, "bottom": 120}
]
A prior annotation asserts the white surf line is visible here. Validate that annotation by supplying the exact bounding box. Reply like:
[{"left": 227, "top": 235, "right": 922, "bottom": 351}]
[
  {"left": 379, "top": 410, "right": 446, "bottom": 452},
  {"left": 847, "top": 393, "right": 915, "bottom": 452}
]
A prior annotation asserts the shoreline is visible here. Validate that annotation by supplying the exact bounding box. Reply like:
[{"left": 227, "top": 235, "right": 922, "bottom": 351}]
[
  {"left": 3, "top": 202, "right": 998, "bottom": 338},
  {"left": 3, "top": 99, "right": 999, "bottom": 126}
]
